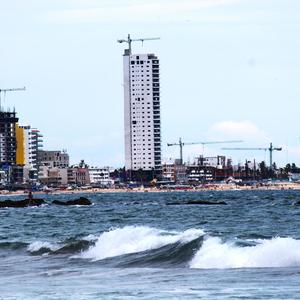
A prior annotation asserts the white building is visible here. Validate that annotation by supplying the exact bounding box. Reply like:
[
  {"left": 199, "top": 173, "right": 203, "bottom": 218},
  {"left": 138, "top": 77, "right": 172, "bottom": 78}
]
[
  {"left": 20, "top": 125, "right": 43, "bottom": 181},
  {"left": 89, "top": 167, "right": 114, "bottom": 186},
  {"left": 123, "top": 49, "right": 161, "bottom": 172}
]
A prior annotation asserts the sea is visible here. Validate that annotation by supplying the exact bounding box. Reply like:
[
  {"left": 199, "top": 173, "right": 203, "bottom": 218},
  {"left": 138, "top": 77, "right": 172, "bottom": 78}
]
[{"left": 0, "top": 189, "right": 300, "bottom": 299}]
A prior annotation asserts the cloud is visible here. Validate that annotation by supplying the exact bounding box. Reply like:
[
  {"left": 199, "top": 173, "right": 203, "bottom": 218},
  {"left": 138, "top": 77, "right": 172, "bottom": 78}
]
[
  {"left": 45, "top": 0, "right": 241, "bottom": 23},
  {"left": 209, "top": 120, "right": 270, "bottom": 144}
]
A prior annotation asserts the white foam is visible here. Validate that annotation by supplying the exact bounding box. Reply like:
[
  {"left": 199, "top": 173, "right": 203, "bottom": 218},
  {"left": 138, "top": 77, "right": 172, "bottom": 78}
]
[
  {"left": 190, "top": 236, "right": 300, "bottom": 269},
  {"left": 27, "top": 241, "right": 59, "bottom": 253},
  {"left": 80, "top": 226, "right": 204, "bottom": 261}
]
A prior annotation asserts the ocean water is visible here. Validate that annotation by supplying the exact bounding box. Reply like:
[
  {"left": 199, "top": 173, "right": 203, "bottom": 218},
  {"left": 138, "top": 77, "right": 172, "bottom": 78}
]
[{"left": 0, "top": 190, "right": 300, "bottom": 299}]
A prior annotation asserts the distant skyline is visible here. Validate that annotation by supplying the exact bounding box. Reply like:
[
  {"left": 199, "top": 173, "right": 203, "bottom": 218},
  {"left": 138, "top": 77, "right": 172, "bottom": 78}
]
[{"left": 1, "top": 0, "right": 300, "bottom": 167}]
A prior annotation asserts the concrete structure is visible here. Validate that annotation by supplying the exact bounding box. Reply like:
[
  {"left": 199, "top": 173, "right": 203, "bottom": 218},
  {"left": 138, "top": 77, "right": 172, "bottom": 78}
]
[
  {"left": 38, "top": 150, "right": 69, "bottom": 169},
  {"left": 0, "top": 110, "right": 43, "bottom": 184},
  {"left": 67, "top": 167, "right": 90, "bottom": 186},
  {"left": 37, "top": 150, "right": 69, "bottom": 186},
  {"left": 0, "top": 111, "right": 18, "bottom": 166},
  {"left": 19, "top": 126, "right": 43, "bottom": 181},
  {"left": 89, "top": 167, "right": 114, "bottom": 186},
  {"left": 123, "top": 50, "right": 161, "bottom": 172},
  {"left": 195, "top": 155, "right": 227, "bottom": 168},
  {"left": 0, "top": 111, "right": 19, "bottom": 183},
  {"left": 162, "top": 159, "right": 187, "bottom": 183},
  {"left": 39, "top": 166, "right": 68, "bottom": 186}
]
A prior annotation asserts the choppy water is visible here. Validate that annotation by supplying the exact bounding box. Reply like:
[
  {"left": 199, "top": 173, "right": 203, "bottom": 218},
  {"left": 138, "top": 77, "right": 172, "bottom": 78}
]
[{"left": 1, "top": 190, "right": 300, "bottom": 299}]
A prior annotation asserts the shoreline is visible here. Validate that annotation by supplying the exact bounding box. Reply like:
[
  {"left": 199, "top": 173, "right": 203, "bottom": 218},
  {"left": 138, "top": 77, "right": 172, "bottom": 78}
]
[{"left": 1, "top": 182, "right": 300, "bottom": 197}]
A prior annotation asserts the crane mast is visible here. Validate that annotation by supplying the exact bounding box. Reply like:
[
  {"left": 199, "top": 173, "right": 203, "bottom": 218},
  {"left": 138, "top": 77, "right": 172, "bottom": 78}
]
[
  {"left": 117, "top": 34, "right": 160, "bottom": 54},
  {"left": 0, "top": 87, "right": 26, "bottom": 111},
  {"left": 222, "top": 142, "right": 282, "bottom": 169},
  {"left": 167, "top": 138, "right": 243, "bottom": 165}
]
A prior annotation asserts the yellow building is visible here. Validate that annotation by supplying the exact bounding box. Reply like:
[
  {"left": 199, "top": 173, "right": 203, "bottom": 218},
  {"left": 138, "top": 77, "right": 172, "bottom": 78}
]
[{"left": 15, "top": 124, "right": 25, "bottom": 165}]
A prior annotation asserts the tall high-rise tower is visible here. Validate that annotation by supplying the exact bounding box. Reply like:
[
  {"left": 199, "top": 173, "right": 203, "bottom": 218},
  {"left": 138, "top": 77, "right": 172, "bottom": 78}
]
[{"left": 123, "top": 49, "right": 161, "bottom": 173}]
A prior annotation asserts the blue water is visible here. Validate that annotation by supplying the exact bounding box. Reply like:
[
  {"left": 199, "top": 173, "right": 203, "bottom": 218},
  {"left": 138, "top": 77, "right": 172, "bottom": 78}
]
[{"left": 1, "top": 190, "right": 300, "bottom": 299}]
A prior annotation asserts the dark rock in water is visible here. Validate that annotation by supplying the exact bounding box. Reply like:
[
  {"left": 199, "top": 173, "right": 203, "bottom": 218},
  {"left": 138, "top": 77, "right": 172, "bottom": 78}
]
[
  {"left": 52, "top": 197, "right": 92, "bottom": 206},
  {"left": 294, "top": 201, "right": 300, "bottom": 205},
  {"left": 166, "top": 200, "right": 227, "bottom": 206},
  {"left": 0, "top": 198, "right": 45, "bottom": 208}
]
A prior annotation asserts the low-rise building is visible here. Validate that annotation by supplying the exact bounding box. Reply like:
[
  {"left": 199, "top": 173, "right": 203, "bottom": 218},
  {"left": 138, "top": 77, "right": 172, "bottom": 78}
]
[
  {"left": 162, "top": 159, "right": 187, "bottom": 183},
  {"left": 39, "top": 166, "right": 68, "bottom": 186},
  {"left": 68, "top": 161, "right": 90, "bottom": 186},
  {"left": 195, "top": 155, "right": 227, "bottom": 168},
  {"left": 89, "top": 167, "right": 114, "bottom": 186}
]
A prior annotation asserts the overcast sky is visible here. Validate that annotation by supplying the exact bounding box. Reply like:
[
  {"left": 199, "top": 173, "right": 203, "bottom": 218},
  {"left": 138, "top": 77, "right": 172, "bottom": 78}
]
[{"left": 1, "top": 0, "right": 300, "bottom": 167}]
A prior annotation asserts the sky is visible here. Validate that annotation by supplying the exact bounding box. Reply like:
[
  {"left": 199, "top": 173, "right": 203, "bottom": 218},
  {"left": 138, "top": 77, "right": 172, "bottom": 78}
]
[{"left": 0, "top": 0, "right": 300, "bottom": 168}]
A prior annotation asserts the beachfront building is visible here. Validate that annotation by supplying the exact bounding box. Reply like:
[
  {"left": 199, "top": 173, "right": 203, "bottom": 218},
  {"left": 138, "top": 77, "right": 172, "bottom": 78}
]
[
  {"left": 37, "top": 150, "right": 69, "bottom": 186},
  {"left": 89, "top": 166, "right": 114, "bottom": 186},
  {"left": 67, "top": 160, "right": 90, "bottom": 186},
  {"left": 38, "top": 150, "right": 69, "bottom": 169},
  {"left": 0, "top": 111, "right": 18, "bottom": 166},
  {"left": 38, "top": 166, "right": 68, "bottom": 186},
  {"left": 162, "top": 159, "right": 187, "bottom": 183},
  {"left": 0, "top": 111, "right": 21, "bottom": 183},
  {"left": 195, "top": 155, "right": 227, "bottom": 168},
  {"left": 18, "top": 126, "right": 43, "bottom": 181},
  {"left": 123, "top": 49, "right": 161, "bottom": 175}
]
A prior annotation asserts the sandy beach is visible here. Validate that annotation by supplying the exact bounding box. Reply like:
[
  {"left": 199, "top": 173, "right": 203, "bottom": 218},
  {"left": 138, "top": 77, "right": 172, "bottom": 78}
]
[{"left": 1, "top": 181, "right": 300, "bottom": 197}]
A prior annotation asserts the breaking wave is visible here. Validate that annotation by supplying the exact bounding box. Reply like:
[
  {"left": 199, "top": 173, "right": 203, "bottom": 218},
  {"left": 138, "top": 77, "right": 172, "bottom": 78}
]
[
  {"left": 79, "top": 226, "right": 205, "bottom": 262},
  {"left": 190, "top": 236, "right": 300, "bottom": 269},
  {"left": 9, "top": 226, "right": 300, "bottom": 269},
  {"left": 27, "top": 241, "right": 60, "bottom": 254},
  {"left": 26, "top": 237, "right": 95, "bottom": 255}
]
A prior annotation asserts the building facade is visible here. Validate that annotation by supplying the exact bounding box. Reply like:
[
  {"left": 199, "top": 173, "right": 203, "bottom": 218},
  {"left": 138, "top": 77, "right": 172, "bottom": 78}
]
[
  {"left": 0, "top": 111, "right": 18, "bottom": 167},
  {"left": 18, "top": 126, "right": 43, "bottom": 181},
  {"left": 67, "top": 167, "right": 90, "bottom": 186},
  {"left": 38, "top": 150, "right": 69, "bottom": 169},
  {"left": 123, "top": 50, "right": 161, "bottom": 173},
  {"left": 89, "top": 167, "right": 113, "bottom": 186}
]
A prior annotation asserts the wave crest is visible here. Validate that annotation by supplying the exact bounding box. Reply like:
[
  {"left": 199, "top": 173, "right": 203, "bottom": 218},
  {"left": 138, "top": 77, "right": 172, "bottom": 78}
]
[
  {"left": 79, "top": 226, "right": 205, "bottom": 261},
  {"left": 189, "top": 236, "right": 300, "bottom": 269}
]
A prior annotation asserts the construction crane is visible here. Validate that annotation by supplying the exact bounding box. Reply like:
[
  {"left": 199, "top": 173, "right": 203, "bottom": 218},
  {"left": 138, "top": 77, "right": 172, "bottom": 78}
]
[
  {"left": 167, "top": 138, "right": 243, "bottom": 165},
  {"left": 222, "top": 143, "right": 282, "bottom": 169},
  {"left": 117, "top": 34, "right": 160, "bottom": 54},
  {"left": 0, "top": 87, "right": 26, "bottom": 111}
]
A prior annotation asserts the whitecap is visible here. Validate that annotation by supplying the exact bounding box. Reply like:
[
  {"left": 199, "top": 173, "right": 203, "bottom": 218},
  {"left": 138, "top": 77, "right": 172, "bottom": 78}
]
[
  {"left": 79, "top": 226, "right": 204, "bottom": 261},
  {"left": 27, "top": 241, "right": 59, "bottom": 253},
  {"left": 189, "top": 236, "right": 300, "bottom": 269}
]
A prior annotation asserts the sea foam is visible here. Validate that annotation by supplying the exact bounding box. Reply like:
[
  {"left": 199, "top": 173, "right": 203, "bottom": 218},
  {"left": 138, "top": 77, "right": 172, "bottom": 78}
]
[
  {"left": 80, "top": 226, "right": 204, "bottom": 261},
  {"left": 189, "top": 236, "right": 300, "bottom": 269},
  {"left": 27, "top": 241, "right": 59, "bottom": 253}
]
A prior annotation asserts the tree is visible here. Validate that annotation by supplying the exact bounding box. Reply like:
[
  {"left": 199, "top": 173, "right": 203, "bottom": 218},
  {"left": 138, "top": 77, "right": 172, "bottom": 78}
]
[{"left": 259, "top": 161, "right": 268, "bottom": 179}]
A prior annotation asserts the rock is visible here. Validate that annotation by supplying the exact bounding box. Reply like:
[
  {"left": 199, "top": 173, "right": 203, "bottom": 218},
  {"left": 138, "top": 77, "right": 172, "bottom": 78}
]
[
  {"left": 52, "top": 197, "right": 92, "bottom": 206},
  {"left": 0, "top": 198, "right": 45, "bottom": 208}
]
